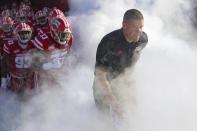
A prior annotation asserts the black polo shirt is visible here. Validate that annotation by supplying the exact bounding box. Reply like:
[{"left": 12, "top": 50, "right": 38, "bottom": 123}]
[{"left": 95, "top": 28, "right": 148, "bottom": 79}]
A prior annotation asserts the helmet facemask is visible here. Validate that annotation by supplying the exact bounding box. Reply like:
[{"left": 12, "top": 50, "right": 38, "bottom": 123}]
[
  {"left": 37, "top": 16, "right": 47, "bottom": 26},
  {"left": 17, "top": 30, "right": 31, "bottom": 44},
  {"left": 57, "top": 31, "right": 71, "bottom": 45},
  {"left": 51, "top": 28, "right": 71, "bottom": 45},
  {"left": 19, "top": 16, "right": 27, "bottom": 23}
]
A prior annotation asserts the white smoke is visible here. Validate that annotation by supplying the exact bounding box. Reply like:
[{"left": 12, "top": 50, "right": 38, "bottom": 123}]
[{"left": 1, "top": 0, "right": 197, "bottom": 131}]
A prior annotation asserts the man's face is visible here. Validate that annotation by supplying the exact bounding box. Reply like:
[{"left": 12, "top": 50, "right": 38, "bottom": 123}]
[
  {"left": 19, "top": 16, "right": 27, "bottom": 23},
  {"left": 122, "top": 19, "right": 144, "bottom": 42},
  {"left": 37, "top": 16, "right": 47, "bottom": 25},
  {"left": 18, "top": 31, "right": 31, "bottom": 43},
  {"left": 58, "top": 31, "right": 71, "bottom": 43}
]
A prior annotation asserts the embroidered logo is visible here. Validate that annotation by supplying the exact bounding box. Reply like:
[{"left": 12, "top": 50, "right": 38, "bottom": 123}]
[{"left": 118, "top": 50, "right": 122, "bottom": 55}]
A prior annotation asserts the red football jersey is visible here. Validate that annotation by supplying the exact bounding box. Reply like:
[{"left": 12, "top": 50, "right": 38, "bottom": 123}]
[
  {"left": 0, "top": 28, "right": 4, "bottom": 35},
  {"left": 31, "top": 32, "right": 72, "bottom": 70},
  {"left": 33, "top": 23, "right": 50, "bottom": 36},
  {"left": 3, "top": 40, "right": 35, "bottom": 77},
  {"left": 0, "top": 32, "right": 15, "bottom": 55}
]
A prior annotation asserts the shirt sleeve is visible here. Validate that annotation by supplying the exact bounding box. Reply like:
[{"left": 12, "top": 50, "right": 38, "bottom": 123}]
[
  {"left": 95, "top": 36, "right": 114, "bottom": 72},
  {"left": 3, "top": 42, "right": 11, "bottom": 54},
  {"left": 31, "top": 36, "right": 44, "bottom": 50}
]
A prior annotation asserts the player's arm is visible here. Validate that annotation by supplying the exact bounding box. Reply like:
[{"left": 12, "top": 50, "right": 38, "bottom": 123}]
[
  {"left": 30, "top": 35, "right": 50, "bottom": 71},
  {"left": 95, "top": 68, "right": 123, "bottom": 118},
  {"left": 95, "top": 68, "right": 119, "bottom": 103},
  {"left": 95, "top": 38, "right": 118, "bottom": 103},
  {"left": 95, "top": 38, "right": 123, "bottom": 118},
  {"left": 30, "top": 48, "right": 49, "bottom": 71}
]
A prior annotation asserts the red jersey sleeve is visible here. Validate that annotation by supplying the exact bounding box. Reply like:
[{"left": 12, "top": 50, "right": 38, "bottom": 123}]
[
  {"left": 3, "top": 40, "right": 12, "bottom": 54},
  {"left": 31, "top": 33, "right": 50, "bottom": 50}
]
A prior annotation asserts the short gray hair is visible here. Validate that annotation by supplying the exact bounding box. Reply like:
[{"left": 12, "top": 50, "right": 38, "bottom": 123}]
[{"left": 123, "top": 9, "right": 144, "bottom": 22}]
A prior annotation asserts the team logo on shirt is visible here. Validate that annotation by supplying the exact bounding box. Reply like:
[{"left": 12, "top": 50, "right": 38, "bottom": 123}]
[{"left": 118, "top": 50, "right": 122, "bottom": 55}]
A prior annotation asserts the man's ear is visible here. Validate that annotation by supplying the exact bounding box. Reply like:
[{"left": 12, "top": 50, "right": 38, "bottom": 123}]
[{"left": 122, "top": 21, "right": 126, "bottom": 29}]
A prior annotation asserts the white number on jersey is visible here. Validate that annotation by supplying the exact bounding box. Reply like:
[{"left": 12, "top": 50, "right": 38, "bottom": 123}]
[
  {"left": 8, "top": 40, "right": 14, "bottom": 45},
  {"left": 42, "top": 50, "right": 68, "bottom": 70},
  {"left": 40, "top": 33, "right": 48, "bottom": 40},
  {"left": 15, "top": 54, "right": 32, "bottom": 69}
]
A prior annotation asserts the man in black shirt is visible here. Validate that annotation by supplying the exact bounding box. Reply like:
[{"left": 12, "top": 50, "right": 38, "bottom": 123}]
[{"left": 93, "top": 9, "right": 148, "bottom": 119}]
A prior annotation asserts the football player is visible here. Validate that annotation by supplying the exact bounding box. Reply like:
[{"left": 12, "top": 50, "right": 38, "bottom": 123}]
[
  {"left": 0, "top": 16, "right": 15, "bottom": 86},
  {"left": 42, "top": 7, "right": 50, "bottom": 17},
  {"left": 19, "top": 4, "right": 35, "bottom": 22},
  {"left": 14, "top": 10, "right": 33, "bottom": 27},
  {"left": 0, "top": 16, "right": 15, "bottom": 55},
  {"left": 1, "top": 23, "right": 38, "bottom": 93},
  {"left": 33, "top": 10, "right": 50, "bottom": 35},
  {"left": 31, "top": 17, "right": 72, "bottom": 86}
]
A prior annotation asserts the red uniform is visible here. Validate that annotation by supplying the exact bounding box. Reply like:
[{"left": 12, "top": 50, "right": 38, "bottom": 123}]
[
  {"left": 31, "top": 17, "right": 72, "bottom": 87},
  {"left": 0, "top": 28, "right": 4, "bottom": 36},
  {"left": 0, "top": 32, "right": 15, "bottom": 55},
  {"left": 31, "top": 32, "right": 72, "bottom": 70},
  {"left": 3, "top": 40, "right": 38, "bottom": 92},
  {"left": 33, "top": 23, "right": 50, "bottom": 36},
  {"left": 0, "top": 32, "right": 15, "bottom": 85},
  {"left": 31, "top": 32, "right": 72, "bottom": 87}
]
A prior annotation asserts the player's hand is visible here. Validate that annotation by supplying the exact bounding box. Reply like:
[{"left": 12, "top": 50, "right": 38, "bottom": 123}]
[
  {"left": 1, "top": 78, "right": 7, "bottom": 89},
  {"left": 111, "top": 100, "right": 123, "bottom": 120}
]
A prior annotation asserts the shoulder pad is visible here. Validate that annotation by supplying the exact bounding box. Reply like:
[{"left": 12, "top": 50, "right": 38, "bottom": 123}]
[{"left": 32, "top": 33, "right": 51, "bottom": 50}]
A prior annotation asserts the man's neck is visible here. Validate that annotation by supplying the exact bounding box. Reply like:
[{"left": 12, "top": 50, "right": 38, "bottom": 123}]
[{"left": 18, "top": 41, "right": 28, "bottom": 49}]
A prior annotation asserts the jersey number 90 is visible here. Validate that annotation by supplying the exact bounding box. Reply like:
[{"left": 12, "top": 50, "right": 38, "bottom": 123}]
[{"left": 15, "top": 55, "right": 32, "bottom": 68}]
